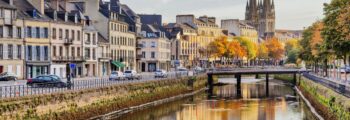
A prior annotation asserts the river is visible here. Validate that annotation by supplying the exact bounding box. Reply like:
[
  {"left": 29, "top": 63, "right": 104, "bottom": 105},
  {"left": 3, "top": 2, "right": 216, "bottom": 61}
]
[{"left": 99, "top": 77, "right": 317, "bottom": 120}]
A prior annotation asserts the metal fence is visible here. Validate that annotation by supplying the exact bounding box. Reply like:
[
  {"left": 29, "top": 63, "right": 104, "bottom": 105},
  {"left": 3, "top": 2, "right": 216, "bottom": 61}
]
[
  {"left": 0, "top": 72, "right": 195, "bottom": 99},
  {"left": 303, "top": 73, "right": 350, "bottom": 98}
]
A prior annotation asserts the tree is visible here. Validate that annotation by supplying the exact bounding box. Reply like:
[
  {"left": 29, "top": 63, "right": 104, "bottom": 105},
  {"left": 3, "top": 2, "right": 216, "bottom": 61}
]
[
  {"left": 286, "top": 49, "right": 299, "bottom": 64},
  {"left": 285, "top": 39, "right": 301, "bottom": 53},
  {"left": 237, "top": 37, "right": 257, "bottom": 60},
  {"left": 265, "top": 38, "right": 285, "bottom": 64},
  {"left": 323, "top": 0, "right": 350, "bottom": 64},
  {"left": 257, "top": 42, "right": 268, "bottom": 59},
  {"left": 228, "top": 40, "right": 246, "bottom": 59}
]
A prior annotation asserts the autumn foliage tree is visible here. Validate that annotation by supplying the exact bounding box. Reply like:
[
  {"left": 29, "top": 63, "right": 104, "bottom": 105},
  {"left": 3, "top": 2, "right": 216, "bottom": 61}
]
[{"left": 265, "top": 37, "right": 285, "bottom": 65}]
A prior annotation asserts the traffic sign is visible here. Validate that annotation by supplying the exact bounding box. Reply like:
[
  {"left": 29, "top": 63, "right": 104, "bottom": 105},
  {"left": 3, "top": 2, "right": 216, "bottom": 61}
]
[{"left": 69, "top": 63, "right": 76, "bottom": 69}]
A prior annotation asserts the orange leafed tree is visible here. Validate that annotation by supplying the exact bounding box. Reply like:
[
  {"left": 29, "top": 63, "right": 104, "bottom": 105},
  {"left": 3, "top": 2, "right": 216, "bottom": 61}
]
[
  {"left": 228, "top": 40, "right": 246, "bottom": 58},
  {"left": 310, "top": 21, "right": 324, "bottom": 57},
  {"left": 265, "top": 37, "right": 285, "bottom": 61}
]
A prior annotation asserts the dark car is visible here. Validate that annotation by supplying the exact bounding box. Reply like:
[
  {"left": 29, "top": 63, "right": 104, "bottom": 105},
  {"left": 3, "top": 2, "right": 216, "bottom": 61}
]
[
  {"left": 0, "top": 72, "right": 18, "bottom": 81},
  {"left": 27, "top": 75, "right": 67, "bottom": 88}
]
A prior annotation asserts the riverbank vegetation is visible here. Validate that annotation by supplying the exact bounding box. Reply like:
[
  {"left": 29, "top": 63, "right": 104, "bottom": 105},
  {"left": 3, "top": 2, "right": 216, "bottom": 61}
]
[
  {"left": 299, "top": 77, "right": 350, "bottom": 119},
  {"left": 0, "top": 75, "right": 207, "bottom": 120}
]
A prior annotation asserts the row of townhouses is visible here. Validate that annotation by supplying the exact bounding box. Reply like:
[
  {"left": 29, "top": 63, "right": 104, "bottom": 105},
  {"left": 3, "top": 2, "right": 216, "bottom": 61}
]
[{"left": 0, "top": 0, "right": 261, "bottom": 79}]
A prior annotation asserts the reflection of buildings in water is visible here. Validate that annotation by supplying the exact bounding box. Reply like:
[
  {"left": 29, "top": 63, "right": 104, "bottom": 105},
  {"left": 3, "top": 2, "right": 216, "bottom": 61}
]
[
  {"left": 214, "top": 83, "right": 295, "bottom": 99},
  {"left": 175, "top": 99, "right": 283, "bottom": 120}
]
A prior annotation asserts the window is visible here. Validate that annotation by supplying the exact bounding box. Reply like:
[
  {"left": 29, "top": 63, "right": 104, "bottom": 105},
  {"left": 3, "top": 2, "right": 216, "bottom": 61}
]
[
  {"left": 8, "top": 44, "right": 13, "bottom": 59},
  {"left": 92, "top": 33, "right": 96, "bottom": 45},
  {"left": 52, "top": 28, "right": 56, "bottom": 39},
  {"left": 59, "top": 46, "right": 63, "bottom": 56},
  {"left": 53, "top": 46, "right": 56, "bottom": 57},
  {"left": 17, "top": 27, "right": 21, "bottom": 38},
  {"left": 151, "top": 52, "right": 155, "bottom": 58},
  {"left": 36, "top": 46, "right": 40, "bottom": 61},
  {"left": 77, "top": 30, "right": 80, "bottom": 41},
  {"left": 71, "top": 47, "right": 75, "bottom": 57},
  {"left": 142, "top": 52, "right": 145, "bottom": 58},
  {"left": 0, "top": 44, "right": 2, "bottom": 59},
  {"left": 151, "top": 42, "right": 156, "bottom": 48},
  {"left": 71, "top": 30, "right": 75, "bottom": 41},
  {"left": 65, "top": 29, "right": 69, "bottom": 39},
  {"left": 85, "top": 33, "right": 91, "bottom": 44},
  {"left": 77, "top": 47, "right": 80, "bottom": 57},
  {"left": 27, "top": 46, "right": 32, "bottom": 60},
  {"left": 17, "top": 45, "right": 21, "bottom": 59},
  {"left": 26, "top": 26, "right": 32, "bottom": 38},
  {"left": 85, "top": 48, "right": 90, "bottom": 59},
  {"left": 44, "top": 46, "right": 48, "bottom": 60},
  {"left": 93, "top": 49, "right": 96, "bottom": 60},
  {"left": 36, "top": 27, "right": 40, "bottom": 38},
  {"left": 59, "top": 29, "right": 63, "bottom": 40},
  {"left": 0, "top": 26, "right": 3, "bottom": 38},
  {"left": 44, "top": 28, "right": 48, "bottom": 38},
  {"left": 7, "top": 26, "right": 12, "bottom": 37}
]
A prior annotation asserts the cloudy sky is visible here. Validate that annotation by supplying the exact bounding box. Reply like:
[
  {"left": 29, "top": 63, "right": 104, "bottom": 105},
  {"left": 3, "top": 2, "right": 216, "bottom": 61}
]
[{"left": 121, "top": 0, "right": 331, "bottom": 30}]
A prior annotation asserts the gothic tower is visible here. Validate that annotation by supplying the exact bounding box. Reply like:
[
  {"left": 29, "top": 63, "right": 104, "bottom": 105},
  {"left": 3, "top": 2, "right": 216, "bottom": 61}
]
[{"left": 245, "top": 0, "right": 275, "bottom": 38}]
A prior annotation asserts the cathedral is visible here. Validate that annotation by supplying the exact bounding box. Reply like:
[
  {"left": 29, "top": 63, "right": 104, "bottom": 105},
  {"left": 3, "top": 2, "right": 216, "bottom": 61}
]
[{"left": 245, "top": 0, "right": 276, "bottom": 38}]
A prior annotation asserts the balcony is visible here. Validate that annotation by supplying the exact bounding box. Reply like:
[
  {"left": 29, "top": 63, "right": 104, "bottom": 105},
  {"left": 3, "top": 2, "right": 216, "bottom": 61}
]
[
  {"left": 99, "top": 53, "right": 111, "bottom": 59},
  {"left": 64, "top": 39, "right": 73, "bottom": 45},
  {"left": 136, "top": 44, "right": 144, "bottom": 49},
  {"left": 52, "top": 56, "right": 83, "bottom": 62},
  {"left": 136, "top": 54, "right": 143, "bottom": 60}
]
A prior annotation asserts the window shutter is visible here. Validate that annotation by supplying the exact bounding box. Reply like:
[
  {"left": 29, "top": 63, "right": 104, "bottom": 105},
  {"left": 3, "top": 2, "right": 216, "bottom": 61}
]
[
  {"left": 41, "top": 46, "right": 44, "bottom": 61},
  {"left": 3, "top": 44, "right": 7, "bottom": 59},
  {"left": 32, "top": 46, "right": 36, "bottom": 61},
  {"left": 13, "top": 45, "right": 17, "bottom": 59},
  {"left": 32, "top": 28, "right": 36, "bottom": 38}
]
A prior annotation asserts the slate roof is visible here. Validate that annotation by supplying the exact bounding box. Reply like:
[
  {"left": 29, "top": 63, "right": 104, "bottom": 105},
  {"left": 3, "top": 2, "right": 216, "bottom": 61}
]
[
  {"left": 0, "top": 0, "right": 16, "bottom": 9},
  {"left": 13, "top": 0, "right": 49, "bottom": 20}
]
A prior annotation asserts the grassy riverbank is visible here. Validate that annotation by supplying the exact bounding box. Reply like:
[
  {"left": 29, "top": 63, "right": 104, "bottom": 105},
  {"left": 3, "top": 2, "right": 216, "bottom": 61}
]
[
  {"left": 274, "top": 74, "right": 350, "bottom": 119},
  {"left": 0, "top": 75, "right": 207, "bottom": 120},
  {"left": 299, "top": 76, "right": 350, "bottom": 120}
]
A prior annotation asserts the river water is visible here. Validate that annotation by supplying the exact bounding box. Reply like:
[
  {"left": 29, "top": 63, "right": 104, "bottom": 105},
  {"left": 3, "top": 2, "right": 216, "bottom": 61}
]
[{"left": 101, "top": 77, "right": 317, "bottom": 120}]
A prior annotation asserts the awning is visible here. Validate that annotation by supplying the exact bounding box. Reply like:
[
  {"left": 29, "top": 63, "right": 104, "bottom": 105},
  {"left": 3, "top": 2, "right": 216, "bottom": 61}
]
[{"left": 111, "top": 61, "right": 125, "bottom": 68}]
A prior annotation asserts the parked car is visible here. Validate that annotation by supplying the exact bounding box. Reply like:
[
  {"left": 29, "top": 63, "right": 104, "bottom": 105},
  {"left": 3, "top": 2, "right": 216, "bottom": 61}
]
[
  {"left": 194, "top": 66, "right": 205, "bottom": 73},
  {"left": 176, "top": 68, "right": 189, "bottom": 75},
  {"left": 0, "top": 72, "right": 18, "bottom": 81},
  {"left": 124, "top": 70, "right": 142, "bottom": 80},
  {"left": 27, "top": 75, "right": 67, "bottom": 88},
  {"left": 109, "top": 71, "right": 126, "bottom": 80},
  {"left": 340, "top": 66, "right": 350, "bottom": 73},
  {"left": 155, "top": 70, "right": 168, "bottom": 78}
]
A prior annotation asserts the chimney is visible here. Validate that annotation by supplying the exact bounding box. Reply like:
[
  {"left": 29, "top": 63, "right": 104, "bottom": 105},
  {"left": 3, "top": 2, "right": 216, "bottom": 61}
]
[
  {"left": 65, "top": 12, "right": 68, "bottom": 22},
  {"left": 4, "top": 0, "right": 13, "bottom": 5},
  {"left": 208, "top": 17, "right": 216, "bottom": 23},
  {"left": 28, "top": 0, "right": 45, "bottom": 14},
  {"left": 50, "top": 0, "right": 59, "bottom": 11},
  {"left": 74, "top": 14, "right": 78, "bottom": 24},
  {"left": 53, "top": 11, "right": 57, "bottom": 21}
]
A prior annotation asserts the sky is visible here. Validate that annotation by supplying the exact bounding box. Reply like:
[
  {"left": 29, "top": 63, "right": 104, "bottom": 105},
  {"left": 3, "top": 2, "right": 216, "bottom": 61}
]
[{"left": 120, "top": 0, "right": 331, "bottom": 30}]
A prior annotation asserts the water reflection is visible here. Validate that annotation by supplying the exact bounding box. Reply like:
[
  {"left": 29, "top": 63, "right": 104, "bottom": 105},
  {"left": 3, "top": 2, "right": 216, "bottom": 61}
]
[{"left": 106, "top": 79, "right": 316, "bottom": 120}]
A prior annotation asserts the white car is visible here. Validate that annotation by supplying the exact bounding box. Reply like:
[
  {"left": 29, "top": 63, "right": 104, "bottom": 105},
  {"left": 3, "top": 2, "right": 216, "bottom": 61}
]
[
  {"left": 109, "top": 71, "right": 125, "bottom": 81},
  {"left": 124, "top": 70, "right": 142, "bottom": 80},
  {"left": 155, "top": 70, "right": 168, "bottom": 78}
]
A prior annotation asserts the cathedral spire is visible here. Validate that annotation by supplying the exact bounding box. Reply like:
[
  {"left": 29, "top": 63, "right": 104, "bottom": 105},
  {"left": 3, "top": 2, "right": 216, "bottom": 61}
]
[{"left": 246, "top": 0, "right": 249, "bottom": 10}]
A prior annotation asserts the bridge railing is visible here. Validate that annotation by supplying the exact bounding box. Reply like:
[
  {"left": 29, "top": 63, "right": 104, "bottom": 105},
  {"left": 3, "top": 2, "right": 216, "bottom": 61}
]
[{"left": 0, "top": 72, "right": 195, "bottom": 100}]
